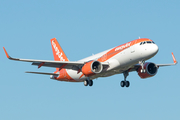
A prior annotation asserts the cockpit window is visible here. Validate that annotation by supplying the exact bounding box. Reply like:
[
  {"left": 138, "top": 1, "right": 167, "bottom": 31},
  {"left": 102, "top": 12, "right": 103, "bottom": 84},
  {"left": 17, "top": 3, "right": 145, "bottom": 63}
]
[{"left": 140, "top": 41, "right": 155, "bottom": 45}]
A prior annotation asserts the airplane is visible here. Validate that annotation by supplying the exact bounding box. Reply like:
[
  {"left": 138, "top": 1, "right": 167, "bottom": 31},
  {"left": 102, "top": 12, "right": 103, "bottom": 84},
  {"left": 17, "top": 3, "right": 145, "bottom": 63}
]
[{"left": 3, "top": 38, "right": 177, "bottom": 87}]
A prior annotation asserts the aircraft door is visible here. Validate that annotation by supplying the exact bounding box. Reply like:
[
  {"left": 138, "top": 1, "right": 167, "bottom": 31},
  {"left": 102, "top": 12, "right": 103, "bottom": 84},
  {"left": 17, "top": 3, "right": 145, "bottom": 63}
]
[
  {"left": 131, "top": 45, "right": 135, "bottom": 53},
  {"left": 131, "top": 41, "right": 136, "bottom": 53}
]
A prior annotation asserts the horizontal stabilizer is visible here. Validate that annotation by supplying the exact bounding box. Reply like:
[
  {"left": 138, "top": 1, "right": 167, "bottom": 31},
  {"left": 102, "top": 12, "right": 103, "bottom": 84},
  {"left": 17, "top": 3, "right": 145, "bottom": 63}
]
[{"left": 25, "top": 71, "right": 58, "bottom": 75}]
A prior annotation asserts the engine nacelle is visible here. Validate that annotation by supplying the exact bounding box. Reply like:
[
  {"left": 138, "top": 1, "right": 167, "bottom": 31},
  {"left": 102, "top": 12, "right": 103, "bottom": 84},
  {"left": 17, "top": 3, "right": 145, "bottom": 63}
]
[
  {"left": 82, "top": 61, "right": 103, "bottom": 76},
  {"left": 137, "top": 62, "right": 158, "bottom": 79}
]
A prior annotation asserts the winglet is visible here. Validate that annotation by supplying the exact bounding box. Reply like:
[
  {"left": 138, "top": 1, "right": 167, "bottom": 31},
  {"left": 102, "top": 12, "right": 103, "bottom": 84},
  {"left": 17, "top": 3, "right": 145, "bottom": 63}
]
[
  {"left": 172, "top": 52, "right": 177, "bottom": 64},
  {"left": 3, "top": 47, "right": 11, "bottom": 59}
]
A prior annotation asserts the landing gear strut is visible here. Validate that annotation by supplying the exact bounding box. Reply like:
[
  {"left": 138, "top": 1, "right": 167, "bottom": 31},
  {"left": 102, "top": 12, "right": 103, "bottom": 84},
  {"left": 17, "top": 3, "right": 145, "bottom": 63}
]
[
  {"left": 139, "top": 60, "right": 146, "bottom": 73},
  {"left": 84, "top": 78, "right": 93, "bottom": 87},
  {"left": 120, "top": 71, "right": 130, "bottom": 87}
]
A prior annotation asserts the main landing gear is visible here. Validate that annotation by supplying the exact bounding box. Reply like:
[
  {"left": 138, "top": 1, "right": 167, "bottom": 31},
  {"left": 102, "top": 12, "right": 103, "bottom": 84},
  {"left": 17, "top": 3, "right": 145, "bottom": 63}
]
[
  {"left": 120, "top": 71, "right": 130, "bottom": 87},
  {"left": 84, "top": 79, "right": 93, "bottom": 87}
]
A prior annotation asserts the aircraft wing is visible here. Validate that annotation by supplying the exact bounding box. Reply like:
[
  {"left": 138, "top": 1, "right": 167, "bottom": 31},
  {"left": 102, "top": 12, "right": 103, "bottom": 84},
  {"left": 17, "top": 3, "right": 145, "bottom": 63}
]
[
  {"left": 129, "top": 52, "right": 177, "bottom": 72},
  {"left": 3, "top": 47, "right": 109, "bottom": 70},
  {"left": 156, "top": 53, "right": 177, "bottom": 67}
]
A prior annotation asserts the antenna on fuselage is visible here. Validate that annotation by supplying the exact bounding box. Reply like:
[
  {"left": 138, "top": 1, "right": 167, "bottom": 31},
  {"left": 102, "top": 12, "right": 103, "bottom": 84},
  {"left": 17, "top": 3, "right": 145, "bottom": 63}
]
[{"left": 139, "top": 36, "right": 141, "bottom": 39}]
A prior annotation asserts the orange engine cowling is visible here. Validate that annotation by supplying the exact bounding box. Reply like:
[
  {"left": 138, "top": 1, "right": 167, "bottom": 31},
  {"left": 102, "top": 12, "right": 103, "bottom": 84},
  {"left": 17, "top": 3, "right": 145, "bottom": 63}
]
[
  {"left": 82, "top": 61, "right": 103, "bottom": 76},
  {"left": 137, "top": 62, "right": 158, "bottom": 79}
]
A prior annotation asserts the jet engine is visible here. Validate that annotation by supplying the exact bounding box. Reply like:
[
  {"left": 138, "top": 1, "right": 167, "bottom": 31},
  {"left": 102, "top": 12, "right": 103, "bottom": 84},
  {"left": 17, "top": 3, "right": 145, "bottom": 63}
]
[
  {"left": 82, "top": 61, "right": 103, "bottom": 76},
  {"left": 137, "top": 62, "right": 158, "bottom": 79}
]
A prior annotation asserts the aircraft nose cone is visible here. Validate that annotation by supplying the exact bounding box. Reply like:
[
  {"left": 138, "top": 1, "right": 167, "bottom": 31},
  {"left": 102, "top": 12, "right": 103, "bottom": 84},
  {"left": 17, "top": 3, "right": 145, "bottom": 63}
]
[
  {"left": 153, "top": 44, "right": 159, "bottom": 54},
  {"left": 140, "top": 43, "right": 159, "bottom": 59},
  {"left": 149, "top": 44, "right": 158, "bottom": 56}
]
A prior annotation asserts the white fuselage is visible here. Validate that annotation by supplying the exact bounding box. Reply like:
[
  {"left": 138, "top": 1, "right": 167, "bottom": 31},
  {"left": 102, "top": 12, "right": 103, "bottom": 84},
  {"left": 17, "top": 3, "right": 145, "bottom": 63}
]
[{"left": 65, "top": 40, "right": 159, "bottom": 81}]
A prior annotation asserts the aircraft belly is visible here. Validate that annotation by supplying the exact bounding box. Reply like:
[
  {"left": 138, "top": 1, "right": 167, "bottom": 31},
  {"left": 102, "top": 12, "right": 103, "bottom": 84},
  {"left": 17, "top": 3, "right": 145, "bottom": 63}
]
[{"left": 66, "top": 69, "right": 86, "bottom": 81}]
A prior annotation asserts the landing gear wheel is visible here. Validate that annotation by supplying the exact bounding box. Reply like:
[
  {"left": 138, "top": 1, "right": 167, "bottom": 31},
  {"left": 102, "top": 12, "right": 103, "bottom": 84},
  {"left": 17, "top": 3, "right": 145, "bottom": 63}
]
[
  {"left": 89, "top": 80, "right": 93, "bottom": 86},
  {"left": 125, "top": 81, "right": 130, "bottom": 87},
  {"left": 84, "top": 80, "right": 89, "bottom": 86},
  {"left": 141, "top": 69, "right": 146, "bottom": 73},
  {"left": 120, "top": 81, "right": 125, "bottom": 87},
  {"left": 121, "top": 71, "right": 131, "bottom": 87},
  {"left": 120, "top": 81, "right": 130, "bottom": 87}
]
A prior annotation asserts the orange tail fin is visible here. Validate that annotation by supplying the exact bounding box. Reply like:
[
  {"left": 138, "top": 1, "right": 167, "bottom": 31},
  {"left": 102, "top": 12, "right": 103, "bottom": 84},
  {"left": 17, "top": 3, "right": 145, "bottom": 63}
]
[{"left": 51, "top": 38, "right": 69, "bottom": 62}]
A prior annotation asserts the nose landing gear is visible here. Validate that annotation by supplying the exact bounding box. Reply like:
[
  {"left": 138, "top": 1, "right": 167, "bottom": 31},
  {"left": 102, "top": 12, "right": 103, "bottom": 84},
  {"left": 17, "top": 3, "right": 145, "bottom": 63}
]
[
  {"left": 120, "top": 81, "right": 130, "bottom": 87},
  {"left": 139, "top": 60, "right": 146, "bottom": 73},
  {"left": 120, "top": 71, "right": 130, "bottom": 87}
]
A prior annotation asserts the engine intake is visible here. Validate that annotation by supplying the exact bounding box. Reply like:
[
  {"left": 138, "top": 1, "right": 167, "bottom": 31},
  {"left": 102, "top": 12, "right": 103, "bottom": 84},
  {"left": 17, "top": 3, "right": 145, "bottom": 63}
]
[
  {"left": 138, "top": 62, "right": 158, "bottom": 79},
  {"left": 82, "top": 61, "right": 103, "bottom": 76}
]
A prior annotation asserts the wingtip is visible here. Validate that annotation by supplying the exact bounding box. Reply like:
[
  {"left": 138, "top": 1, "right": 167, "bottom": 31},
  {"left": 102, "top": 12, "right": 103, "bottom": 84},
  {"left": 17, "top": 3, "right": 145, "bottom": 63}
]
[
  {"left": 3, "top": 47, "right": 11, "bottom": 59},
  {"left": 171, "top": 52, "right": 177, "bottom": 64}
]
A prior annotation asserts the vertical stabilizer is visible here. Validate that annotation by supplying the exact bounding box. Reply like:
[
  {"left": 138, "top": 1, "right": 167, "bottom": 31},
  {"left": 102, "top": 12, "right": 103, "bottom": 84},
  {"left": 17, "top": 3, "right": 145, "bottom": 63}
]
[{"left": 51, "top": 38, "right": 69, "bottom": 62}]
